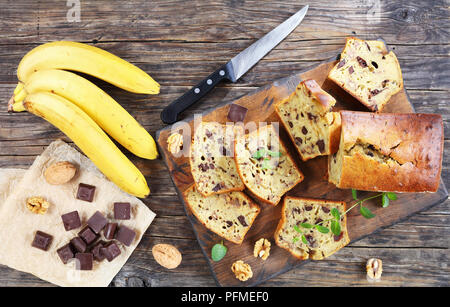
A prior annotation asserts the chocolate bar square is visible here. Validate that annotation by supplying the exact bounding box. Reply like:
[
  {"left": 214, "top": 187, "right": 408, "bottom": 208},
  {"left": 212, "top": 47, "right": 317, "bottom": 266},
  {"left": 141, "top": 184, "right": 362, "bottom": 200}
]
[
  {"left": 70, "top": 237, "right": 87, "bottom": 253},
  {"left": 78, "top": 226, "right": 98, "bottom": 245},
  {"left": 57, "top": 243, "right": 74, "bottom": 264},
  {"left": 91, "top": 241, "right": 106, "bottom": 261},
  {"left": 87, "top": 211, "right": 108, "bottom": 234},
  {"left": 31, "top": 231, "right": 53, "bottom": 251},
  {"left": 61, "top": 211, "right": 81, "bottom": 231},
  {"left": 75, "top": 253, "right": 93, "bottom": 270},
  {"left": 100, "top": 241, "right": 121, "bottom": 262},
  {"left": 115, "top": 225, "right": 136, "bottom": 247},
  {"left": 227, "top": 104, "right": 248, "bottom": 122},
  {"left": 76, "top": 183, "right": 96, "bottom": 202},
  {"left": 114, "top": 202, "right": 131, "bottom": 220},
  {"left": 104, "top": 223, "right": 117, "bottom": 240}
]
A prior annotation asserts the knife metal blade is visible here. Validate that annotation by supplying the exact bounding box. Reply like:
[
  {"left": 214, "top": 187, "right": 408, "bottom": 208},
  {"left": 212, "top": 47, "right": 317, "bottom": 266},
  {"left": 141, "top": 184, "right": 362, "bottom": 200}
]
[{"left": 161, "top": 5, "right": 309, "bottom": 124}]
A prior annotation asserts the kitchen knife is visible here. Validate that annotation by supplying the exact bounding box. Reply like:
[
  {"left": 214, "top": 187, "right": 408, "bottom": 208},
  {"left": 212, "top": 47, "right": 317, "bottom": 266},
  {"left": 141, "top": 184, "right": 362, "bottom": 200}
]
[{"left": 160, "top": 5, "right": 309, "bottom": 124}]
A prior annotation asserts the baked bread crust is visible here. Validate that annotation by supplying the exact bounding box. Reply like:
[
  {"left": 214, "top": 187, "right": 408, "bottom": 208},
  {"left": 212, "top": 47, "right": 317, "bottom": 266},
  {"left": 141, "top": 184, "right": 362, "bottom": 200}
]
[
  {"left": 190, "top": 122, "right": 244, "bottom": 197},
  {"left": 274, "top": 196, "right": 350, "bottom": 260},
  {"left": 234, "top": 124, "right": 304, "bottom": 206},
  {"left": 328, "top": 37, "right": 403, "bottom": 112},
  {"left": 329, "top": 111, "right": 444, "bottom": 192},
  {"left": 275, "top": 79, "right": 341, "bottom": 161},
  {"left": 183, "top": 185, "right": 260, "bottom": 244}
]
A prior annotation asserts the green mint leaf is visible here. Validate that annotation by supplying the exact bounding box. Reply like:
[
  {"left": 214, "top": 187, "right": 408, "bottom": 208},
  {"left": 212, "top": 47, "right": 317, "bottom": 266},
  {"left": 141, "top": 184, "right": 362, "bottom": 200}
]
[
  {"left": 211, "top": 242, "right": 227, "bottom": 262},
  {"left": 261, "top": 160, "right": 272, "bottom": 170},
  {"left": 331, "top": 208, "right": 340, "bottom": 221},
  {"left": 300, "top": 222, "right": 314, "bottom": 229},
  {"left": 267, "top": 150, "right": 281, "bottom": 157},
  {"left": 252, "top": 149, "right": 266, "bottom": 159},
  {"left": 315, "top": 225, "right": 330, "bottom": 234},
  {"left": 331, "top": 220, "right": 341, "bottom": 236},
  {"left": 382, "top": 193, "right": 389, "bottom": 208},
  {"left": 293, "top": 225, "right": 302, "bottom": 233},
  {"left": 386, "top": 192, "right": 397, "bottom": 200},
  {"left": 360, "top": 205, "right": 376, "bottom": 219},
  {"left": 351, "top": 189, "right": 358, "bottom": 200},
  {"left": 301, "top": 234, "right": 308, "bottom": 245},
  {"left": 292, "top": 237, "right": 299, "bottom": 243}
]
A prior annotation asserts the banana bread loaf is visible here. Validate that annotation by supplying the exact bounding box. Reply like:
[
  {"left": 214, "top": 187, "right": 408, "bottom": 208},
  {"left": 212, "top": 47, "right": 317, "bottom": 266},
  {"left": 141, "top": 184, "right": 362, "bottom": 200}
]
[
  {"left": 328, "top": 37, "right": 403, "bottom": 112},
  {"left": 328, "top": 111, "right": 444, "bottom": 192},
  {"left": 274, "top": 196, "right": 350, "bottom": 260},
  {"left": 183, "top": 185, "right": 260, "bottom": 244},
  {"left": 276, "top": 79, "right": 341, "bottom": 161},
  {"left": 190, "top": 122, "right": 244, "bottom": 196},
  {"left": 234, "top": 124, "right": 304, "bottom": 206}
]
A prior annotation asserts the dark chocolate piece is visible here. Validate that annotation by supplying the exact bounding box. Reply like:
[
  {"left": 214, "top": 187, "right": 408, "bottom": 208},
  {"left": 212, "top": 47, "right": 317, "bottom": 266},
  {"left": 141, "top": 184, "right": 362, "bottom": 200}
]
[
  {"left": 227, "top": 104, "right": 248, "bottom": 122},
  {"left": 91, "top": 241, "right": 106, "bottom": 261},
  {"left": 78, "top": 226, "right": 98, "bottom": 245},
  {"left": 103, "top": 223, "right": 118, "bottom": 240},
  {"left": 115, "top": 225, "right": 136, "bottom": 247},
  {"left": 57, "top": 243, "right": 74, "bottom": 264},
  {"left": 70, "top": 237, "right": 87, "bottom": 253},
  {"left": 113, "top": 202, "right": 131, "bottom": 220},
  {"left": 76, "top": 183, "right": 96, "bottom": 202},
  {"left": 31, "top": 231, "right": 53, "bottom": 251},
  {"left": 61, "top": 211, "right": 81, "bottom": 231},
  {"left": 87, "top": 211, "right": 108, "bottom": 234},
  {"left": 100, "top": 241, "right": 121, "bottom": 262},
  {"left": 75, "top": 253, "right": 93, "bottom": 270}
]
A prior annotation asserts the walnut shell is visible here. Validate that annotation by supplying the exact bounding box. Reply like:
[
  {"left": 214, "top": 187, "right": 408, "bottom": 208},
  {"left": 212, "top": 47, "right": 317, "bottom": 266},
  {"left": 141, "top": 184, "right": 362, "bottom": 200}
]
[
  {"left": 44, "top": 161, "right": 77, "bottom": 185},
  {"left": 152, "top": 244, "right": 182, "bottom": 269}
]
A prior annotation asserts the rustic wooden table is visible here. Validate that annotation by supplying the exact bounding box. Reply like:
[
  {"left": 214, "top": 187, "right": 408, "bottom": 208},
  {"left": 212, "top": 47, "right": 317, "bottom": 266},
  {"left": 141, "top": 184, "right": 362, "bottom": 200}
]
[{"left": 0, "top": 0, "right": 448, "bottom": 287}]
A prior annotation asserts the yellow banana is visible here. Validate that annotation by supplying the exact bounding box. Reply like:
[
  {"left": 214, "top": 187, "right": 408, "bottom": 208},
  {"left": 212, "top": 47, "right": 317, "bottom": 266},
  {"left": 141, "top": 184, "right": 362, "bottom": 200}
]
[
  {"left": 12, "top": 69, "right": 158, "bottom": 159},
  {"left": 23, "top": 92, "right": 150, "bottom": 198},
  {"left": 17, "top": 41, "right": 160, "bottom": 94}
]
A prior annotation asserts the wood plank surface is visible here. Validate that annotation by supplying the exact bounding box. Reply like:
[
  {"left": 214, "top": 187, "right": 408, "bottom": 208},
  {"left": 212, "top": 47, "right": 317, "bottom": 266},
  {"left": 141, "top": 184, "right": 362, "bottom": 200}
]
[{"left": 0, "top": 0, "right": 448, "bottom": 287}]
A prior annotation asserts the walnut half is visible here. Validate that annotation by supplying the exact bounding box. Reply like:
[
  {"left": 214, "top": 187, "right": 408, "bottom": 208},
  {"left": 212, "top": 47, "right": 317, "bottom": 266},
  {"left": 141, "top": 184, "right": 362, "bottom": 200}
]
[
  {"left": 366, "top": 258, "right": 383, "bottom": 282},
  {"left": 253, "top": 238, "right": 271, "bottom": 260},
  {"left": 26, "top": 197, "right": 50, "bottom": 215},
  {"left": 231, "top": 260, "right": 253, "bottom": 282}
]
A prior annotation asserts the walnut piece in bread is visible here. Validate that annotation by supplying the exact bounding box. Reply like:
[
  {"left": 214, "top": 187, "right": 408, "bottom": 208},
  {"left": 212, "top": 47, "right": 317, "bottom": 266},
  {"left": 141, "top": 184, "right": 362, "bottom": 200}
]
[{"left": 276, "top": 79, "right": 341, "bottom": 161}]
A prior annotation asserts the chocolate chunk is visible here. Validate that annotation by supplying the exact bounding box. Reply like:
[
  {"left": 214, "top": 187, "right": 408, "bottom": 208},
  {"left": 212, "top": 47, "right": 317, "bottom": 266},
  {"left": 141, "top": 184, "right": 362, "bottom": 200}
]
[
  {"left": 305, "top": 234, "right": 315, "bottom": 246},
  {"left": 307, "top": 113, "right": 318, "bottom": 121},
  {"left": 237, "top": 215, "right": 248, "bottom": 227},
  {"left": 115, "top": 225, "right": 136, "bottom": 246},
  {"left": 226, "top": 221, "right": 233, "bottom": 227},
  {"left": 365, "top": 42, "right": 371, "bottom": 51},
  {"left": 322, "top": 206, "right": 330, "bottom": 213},
  {"left": 295, "top": 137, "right": 303, "bottom": 145},
  {"left": 337, "top": 59, "right": 346, "bottom": 68},
  {"left": 100, "top": 241, "right": 121, "bottom": 262},
  {"left": 288, "top": 121, "right": 293, "bottom": 128},
  {"left": 76, "top": 183, "right": 96, "bottom": 202},
  {"left": 302, "top": 126, "right": 308, "bottom": 135},
  {"left": 334, "top": 232, "right": 344, "bottom": 242},
  {"left": 198, "top": 163, "right": 209, "bottom": 172},
  {"left": 70, "top": 237, "right": 87, "bottom": 253},
  {"left": 75, "top": 253, "right": 93, "bottom": 270},
  {"left": 57, "top": 243, "right": 74, "bottom": 264},
  {"left": 78, "top": 226, "right": 98, "bottom": 245},
  {"left": 61, "top": 211, "right": 81, "bottom": 231},
  {"left": 305, "top": 205, "right": 312, "bottom": 211},
  {"left": 382, "top": 80, "right": 389, "bottom": 88},
  {"left": 212, "top": 183, "right": 223, "bottom": 192},
  {"left": 91, "top": 241, "right": 106, "bottom": 261},
  {"left": 87, "top": 211, "right": 108, "bottom": 234},
  {"left": 104, "top": 223, "right": 118, "bottom": 240},
  {"left": 356, "top": 56, "right": 368, "bottom": 68},
  {"left": 348, "top": 66, "right": 354, "bottom": 74},
  {"left": 370, "top": 89, "right": 381, "bottom": 96},
  {"left": 221, "top": 146, "right": 228, "bottom": 156},
  {"left": 205, "top": 129, "right": 213, "bottom": 138},
  {"left": 315, "top": 218, "right": 323, "bottom": 224},
  {"left": 209, "top": 163, "right": 215, "bottom": 169},
  {"left": 371, "top": 61, "right": 378, "bottom": 69},
  {"left": 114, "top": 202, "right": 131, "bottom": 220},
  {"left": 31, "top": 231, "right": 53, "bottom": 251},
  {"left": 316, "top": 140, "right": 325, "bottom": 153},
  {"left": 227, "top": 104, "right": 248, "bottom": 122}
]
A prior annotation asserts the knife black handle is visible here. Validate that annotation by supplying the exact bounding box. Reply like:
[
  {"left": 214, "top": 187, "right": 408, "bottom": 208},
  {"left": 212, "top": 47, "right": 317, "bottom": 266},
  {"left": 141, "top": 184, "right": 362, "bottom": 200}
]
[{"left": 161, "top": 62, "right": 234, "bottom": 124}]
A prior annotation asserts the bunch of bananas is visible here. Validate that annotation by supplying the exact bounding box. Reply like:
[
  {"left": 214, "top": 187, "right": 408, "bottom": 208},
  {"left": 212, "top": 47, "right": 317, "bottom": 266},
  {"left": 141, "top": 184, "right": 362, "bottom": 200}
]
[{"left": 9, "top": 41, "right": 160, "bottom": 198}]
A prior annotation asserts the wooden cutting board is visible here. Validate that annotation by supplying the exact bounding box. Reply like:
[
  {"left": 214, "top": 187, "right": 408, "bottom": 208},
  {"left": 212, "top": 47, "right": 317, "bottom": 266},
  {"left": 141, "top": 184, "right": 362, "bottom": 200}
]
[{"left": 156, "top": 59, "right": 448, "bottom": 287}]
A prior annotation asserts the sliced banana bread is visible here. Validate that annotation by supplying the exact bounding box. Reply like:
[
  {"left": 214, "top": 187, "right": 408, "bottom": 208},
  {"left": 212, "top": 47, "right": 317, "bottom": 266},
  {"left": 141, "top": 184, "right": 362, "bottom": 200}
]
[
  {"left": 190, "top": 122, "right": 244, "bottom": 196},
  {"left": 184, "top": 185, "right": 260, "bottom": 244},
  {"left": 234, "top": 124, "right": 304, "bottom": 206},
  {"left": 276, "top": 79, "right": 341, "bottom": 161},
  {"left": 274, "top": 196, "right": 349, "bottom": 260},
  {"left": 328, "top": 37, "right": 403, "bottom": 112}
]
